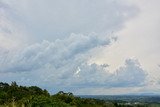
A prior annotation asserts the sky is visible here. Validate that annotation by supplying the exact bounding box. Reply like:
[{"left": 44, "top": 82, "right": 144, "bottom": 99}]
[{"left": 0, "top": 0, "right": 160, "bottom": 95}]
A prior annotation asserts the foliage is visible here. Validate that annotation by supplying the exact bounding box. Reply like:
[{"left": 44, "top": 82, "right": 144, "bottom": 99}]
[
  {"left": 0, "top": 82, "right": 153, "bottom": 107},
  {"left": 0, "top": 82, "right": 108, "bottom": 107}
]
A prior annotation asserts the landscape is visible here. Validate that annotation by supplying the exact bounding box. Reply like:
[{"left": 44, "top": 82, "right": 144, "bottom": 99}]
[
  {"left": 0, "top": 82, "right": 160, "bottom": 107},
  {"left": 0, "top": 0, "right": 160, "bottom": 107}
]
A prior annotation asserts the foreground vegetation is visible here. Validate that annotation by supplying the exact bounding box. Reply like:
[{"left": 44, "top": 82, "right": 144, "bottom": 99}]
[
  {"left": 0, "top": 82, "right": 112, "bottom": 107},
  {"left": 0, "top": 82, "right": 158, "bottom": 107}
]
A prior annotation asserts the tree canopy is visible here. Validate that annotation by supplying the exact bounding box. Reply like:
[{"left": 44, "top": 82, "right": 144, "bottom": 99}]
[
  {"left": 0, "top": 82, "right": 146, "bottom": 107},
  {"left": 0, "top": 81, "right": 109, "bottom": 107}
]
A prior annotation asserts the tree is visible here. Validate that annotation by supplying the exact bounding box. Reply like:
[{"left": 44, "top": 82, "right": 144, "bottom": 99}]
[{"left": 11, "top": 81, "right": 18, "bottom": 87}]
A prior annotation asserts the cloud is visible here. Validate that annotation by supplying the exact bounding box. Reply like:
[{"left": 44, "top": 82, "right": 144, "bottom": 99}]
[
  {"left": 70, "top": 59, "right": 147, "bottom": 88},
  {"left": 0, "top": 28, "right": 147, "bottom": 91},
  {"left": 0, "top": 0, "right": 150, "bottom": 94},
  {"left": 0, "top": 33, "right": 110, "bottom": 73},
  {"left": 0, "top": 36, "right": 147, "bottom": 92},
  {"left": 90, "top": 0, "right": 160, "bottom": 91},
  {"left": 0, "top": 1, "right": 28, "bottom": 50},
  {"left": 113, "top": 59, "right": 147, "bottom": 87},
  {"left": 1, "top": 0, "right": 138, "bottom": 42}
]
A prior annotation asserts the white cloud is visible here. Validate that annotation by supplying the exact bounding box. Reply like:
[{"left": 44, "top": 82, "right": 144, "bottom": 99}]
[
  {"left": 0, "top": 33, "right": 110, "bottom": 73},
  {"left": 0, "top": 34, "right": 147, "bottom": 93},
  {"left": 72, "top": 59, "right": 146, "bottom": 88},
  {"left": 0, "top": 29, "right": 147, "bottom": 94},
  {"left": 92, "top": 0, "right": 160, "bottom": 87},
  {"left": 0, "top": 1, "right": 28, "bottom": 50},
  {"left": 1, "top": 0, "right": 138, "bottom": 42},
  {"left": 0, "top": 0, "right": 155, "bottom": 94}
]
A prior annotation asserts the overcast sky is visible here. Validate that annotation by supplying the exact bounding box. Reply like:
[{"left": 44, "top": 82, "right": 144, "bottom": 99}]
[{"left": 0, "top": 0, "right": 160, "bottom": 95}]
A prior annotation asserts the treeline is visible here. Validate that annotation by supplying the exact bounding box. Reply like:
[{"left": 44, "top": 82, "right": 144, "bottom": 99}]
[
  {"left": 0, "top": 82, "right": 110, "bottom": 107},
  {"left": 0, "top": 82, "right": 147, "bottom": 107}
]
